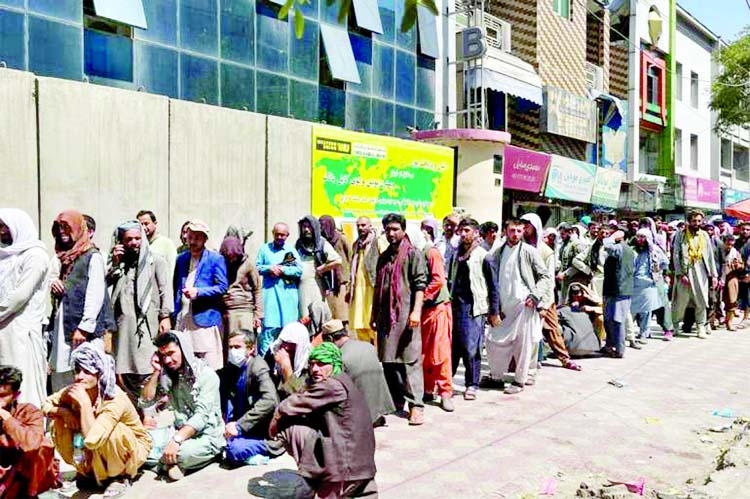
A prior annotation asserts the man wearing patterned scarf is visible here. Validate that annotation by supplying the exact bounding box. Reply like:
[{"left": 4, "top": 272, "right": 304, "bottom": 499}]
[
  {"left": 269, "top": 342, "right": 377, "bottom": 498},
  {"left": 671, "top": 210, "right": 718, "bottom": 339},
  {"left": 43, "top": 343, "right": 152, "bottom": 496},
  {"left": 108, "top": 220, "right": 174, "bottom": 405}
]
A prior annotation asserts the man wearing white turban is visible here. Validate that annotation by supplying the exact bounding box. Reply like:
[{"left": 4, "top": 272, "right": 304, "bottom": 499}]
[{"left": 0, "top": 208, "right": 49, "bottom": 408}]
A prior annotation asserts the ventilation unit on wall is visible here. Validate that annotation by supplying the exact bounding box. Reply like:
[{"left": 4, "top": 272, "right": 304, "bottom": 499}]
[
  {"left": 478, "top": 11, "right": 512, "bottom": 52},
  {"left": 585, "top": 61, "right": 604, "bottom": 91}
]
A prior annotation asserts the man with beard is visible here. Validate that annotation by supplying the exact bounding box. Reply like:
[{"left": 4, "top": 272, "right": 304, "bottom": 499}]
[
  {"left": 485, "top": 219, "right": 550, "bottom": 394},
  {"left": 49, "top": 210, "right": 114, "bottom": 392},
  {"left": 142, "top": 332, "right": 225, "bottom": 481},
  {"left": 556, "top": 223, "right": 587, "bottom": 306},
  {"left": 672, "top": 210, "right": 718, "bottom": 339},
  {"left": 447, "top": 218, "right": 491, "bottom": 401},
  {"left": 319, "top": 215, "right": 352, "bottom": 322},
  {"left": 108, "top": 220, "right": 173, "bottom": 404},
  {"left": 256, "top": 223, "right": 303, "bottom": 356},
  {"left": 269, "top": 343, "right": 377, "bottom": 498},
  {"left": 173, "top": 221, "right": 227, "bottom": 370},
  {"left": 0, "top": 366, "right": 58, "bottom": 499},
  {"left": 521, "top": 214, "right": 580, "bottom": 371},
  {"left": 348, "top": 217, "right": 382, "bottom": 345},
  {"left": 137, "top": 210, "right": 177, "bottom": 281},
  {"left": 630, "top": 229, "right": 667, "bottom": 345},
  {"left": 436, "top": 214, "right": 460, "bottom": 262},
  {"left": 0, "top": 209, "right": 49, "bottom": 408},
  {"left": 295, "top": 216, "right": 342, "bottom": 322},
  {"left": 572, "top": 223, "right": 608, "bottom": 299},
  {"left": 372, "top": 213, "right": 427, "bottom": 425}
]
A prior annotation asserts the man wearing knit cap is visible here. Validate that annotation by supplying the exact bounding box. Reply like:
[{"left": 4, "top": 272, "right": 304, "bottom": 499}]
[
  {"left": 269, "top": 342, "right": 377, "bottom": 498},
  {"left": 173, "top": 220, "right": 228, "bottom": 370}
]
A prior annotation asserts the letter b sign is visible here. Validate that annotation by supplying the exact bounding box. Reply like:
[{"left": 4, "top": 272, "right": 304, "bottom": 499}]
[{"left": 462, "top": 27, "right": 486, "bottom": 60}]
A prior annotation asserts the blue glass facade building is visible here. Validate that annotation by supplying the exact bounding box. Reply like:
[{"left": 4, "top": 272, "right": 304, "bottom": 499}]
[{"left": 0, "top": 0, "right": 438, "bottom": 137}]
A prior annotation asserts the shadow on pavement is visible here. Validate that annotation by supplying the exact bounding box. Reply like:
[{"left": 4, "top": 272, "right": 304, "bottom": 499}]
[{"left": 247, "top": 469, "right": 314, "bottom": 498}]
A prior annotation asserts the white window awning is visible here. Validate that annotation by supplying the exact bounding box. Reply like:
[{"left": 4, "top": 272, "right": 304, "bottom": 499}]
[
  {"left": 91, "top": 0, "right": 147, "bottom": 29},
  {"left": 352, "top": 0, "right": 383, "bottom": 34},
  {"left": 320, "top": 23, "right": 361, "bottom": 84},
  {"left": 466, "top": 51, "right": 543, "bottom": 105}
]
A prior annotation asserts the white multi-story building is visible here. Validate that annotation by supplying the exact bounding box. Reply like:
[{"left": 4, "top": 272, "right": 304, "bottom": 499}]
[{"left": 673, "top": 5, "right": 716, "bottom": 181}]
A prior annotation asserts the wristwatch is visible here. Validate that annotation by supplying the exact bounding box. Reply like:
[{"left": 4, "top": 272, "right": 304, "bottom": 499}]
[{"left": 172, "top": 434, "right": 185, "bottom": 445}]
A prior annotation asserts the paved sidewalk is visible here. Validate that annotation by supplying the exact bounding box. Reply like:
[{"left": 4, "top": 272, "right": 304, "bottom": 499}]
[{"left": 52, "top": 326, "right": 750, "bottom": 498}]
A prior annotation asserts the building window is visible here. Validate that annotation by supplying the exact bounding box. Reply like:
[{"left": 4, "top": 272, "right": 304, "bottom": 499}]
[
  {"left": 690, "top": 71, "right": 699, "bottom": 107},
  {"left": 553, "top": 0, "right": 571, "bottom": 19},
  {"left": 83, "top": 2, "right": 134, "bottom": 82},
  {"left": 735, "top": 145, "right": 750, "bottom": 183},
  {"left": 721, "top": 138, "right": 733, "bottom": 170},
  {"left": 640, "top": 51, "right": 666, "bottom": 127},
  {"left": 674, "top": 128, "right": 682, "bottom": 168},
  {"left": 690, "top": 134, "right": 698, "bottom": 170},
  {"left": 639, "top": 131, "right": 660, "bottom": 175},
  {"left": 675, "top": 62, "right": 682, "bottom": 101}
]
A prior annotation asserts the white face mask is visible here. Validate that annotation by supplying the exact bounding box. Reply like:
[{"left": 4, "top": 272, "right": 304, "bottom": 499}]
[{"left": 227, "top": 347, "right": 247, "bottom": 367}]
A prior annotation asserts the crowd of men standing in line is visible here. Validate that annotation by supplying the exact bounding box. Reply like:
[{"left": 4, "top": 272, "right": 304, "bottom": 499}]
[{"left": 0, "top": 205, "right": 741, "bottom": 498}]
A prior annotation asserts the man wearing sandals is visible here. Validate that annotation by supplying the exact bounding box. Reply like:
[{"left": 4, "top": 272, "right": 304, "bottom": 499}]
[
  {"left": 521, "top": 214, "right": 581, "bottom": 372},
  {"left": 43, "top": 343, "right": 152, "bottom": 498},
  {"left": 485, "top": 218, "right": 551, "bottom": 394},
  {"left": 671, "top": 210, "right": 718, "bottom": 339}
]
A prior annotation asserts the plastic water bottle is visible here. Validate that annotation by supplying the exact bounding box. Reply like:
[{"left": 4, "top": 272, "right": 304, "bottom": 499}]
[{"left": 72, "top": 433, "right": 85, "bottom": 467}]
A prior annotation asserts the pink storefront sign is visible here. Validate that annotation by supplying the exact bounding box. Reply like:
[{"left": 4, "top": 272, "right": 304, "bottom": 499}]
[
  {"left": 503, "top": 145, "right": 551, "bottom": 193},
  {"left": 680, "top": 175, "right": 720, "bottom": 209}
]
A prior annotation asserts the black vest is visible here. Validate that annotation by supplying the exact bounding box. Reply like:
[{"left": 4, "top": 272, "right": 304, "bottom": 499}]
[{"left": 62, "top": 248, "right": 116, "bottom": 340}]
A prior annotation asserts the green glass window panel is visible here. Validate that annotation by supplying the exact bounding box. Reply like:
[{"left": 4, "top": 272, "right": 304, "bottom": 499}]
[
  {"left": 29, "top": 0, "right": 81, "bottom": 23},
  {"left": 136, "top": 0, "right": 177, "bottom": 45},
  {"left": 371, "top": 98, "right": 393, "bottom": 135},
  {"left": 29, "top": 17, "right": 82, "bottom": 80},
  {"left": 416, "top": 109, "right": 434, "bottom": 130},
  {"left": 0, "top": 0, "right": 24, "bottom": 8},
  {"left": 134, "top": 41, "right": 178, "bottom": 97},
  {"left": 290, "top": 20, "right": 318, "bottom": 81},
  {"left": 395, "top": 49, "right": 415, "bottom": 105},
  {"left": 221, "top": 0, "right": 254, "bottom": 65},
  {"left": 373, "top": 43, "right": 394, "bottom": 99},
  {"left": 290, "top": 80, "right": 319, "bottom": 121},
  {"left": 394, "top": 104, "right": 414, "bottom": 138},
  {"left": 345, "top": 92, "right": 371, "bottom": 132},
  {"left": 395, "top": 0, "right": 416, "bottom": 50},
  {"left": 0, "top": 8, "right": 25, "bottom": 71},
  {"left": 256, "top": 71, "right": 289, "bottom": 116},
  {"left": 180, "top": 53, "right": 219, "bottom": 104},
  {"left": 349, "top": 33, "right": 372, "bottom": 94},
  {"left": 221, "top": 63, "right": 255, "bottom": 111},
  {"left": 319, "top": 84, "right": 345, "bottom": 126},
  {"left": 84, "top": 29, "right": 134, "bottom": 81},
  {"left": 375, "top": 0, "right": 394, "bottom": 43},
  {"left": 416, "top": 55, "right": 435, "bottom": 110},
  {"left": 256, "top": 2, "right": 288, "bottom": 72},
  {"left": 180, "top": 0, "right": 218, "bottom": 56}
]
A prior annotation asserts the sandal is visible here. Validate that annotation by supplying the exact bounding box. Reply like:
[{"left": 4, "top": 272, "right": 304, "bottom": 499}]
[
  {"left": 524, "top": 377, "right": 536, "bottom": 386},
  {"left": 463, "top": 386, "right": 477, "bottom": 400},
  {"left": 504, "top": 383, "right": 524, "bottom": 395},
  {"left": 563, "top": 360, "right": 582, "bottom": 371},
  {"left": 103, "top": 479, "right": 130, "bottom": 498}
]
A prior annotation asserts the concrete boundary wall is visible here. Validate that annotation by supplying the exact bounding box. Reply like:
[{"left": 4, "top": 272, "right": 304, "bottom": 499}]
[{"left": 0, "top": 70, "right": 313, "bottom": 255}]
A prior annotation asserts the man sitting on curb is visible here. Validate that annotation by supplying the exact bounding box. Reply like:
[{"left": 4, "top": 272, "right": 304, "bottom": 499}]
[
  {"left": 269, "top": 343, "right": 377, "bottom": 498},
  {"left": 0, "top": 366, "right": 58, "bottom": 498},
  {"left": 141, "top": 332, "right": 225, "bottom": 481},
  {"left": 219, "top": 329, "right": 279, "bottom": 465}
]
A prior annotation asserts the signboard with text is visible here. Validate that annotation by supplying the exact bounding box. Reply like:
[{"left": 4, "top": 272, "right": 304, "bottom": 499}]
[
  {"left": 590, "top": 167, "right": 624, "bottom": 208},
  {"left": 544, "top": 155, "right": 596, "bottom": 203},
  {"left": 541, "top": 87, "right": 598, "bottom": 143},
  {"left": 502, "top": 145, "right": 550, "bottom": 193},
  {"left": 311, "top": 125, "right": 455, "bottom": 220},
  {"left": 679, "top": 175, "right": 721, "bottom": 210}
]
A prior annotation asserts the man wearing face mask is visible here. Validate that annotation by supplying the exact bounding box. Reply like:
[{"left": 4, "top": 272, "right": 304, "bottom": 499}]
[
  {"left": 219, "top": 329, "right": 279, "bottom": 466},
  {"left": 108, "top": 220, "right": 174, "bottom": 405}
]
